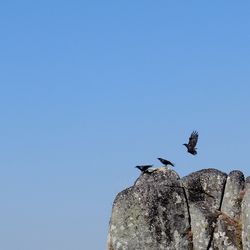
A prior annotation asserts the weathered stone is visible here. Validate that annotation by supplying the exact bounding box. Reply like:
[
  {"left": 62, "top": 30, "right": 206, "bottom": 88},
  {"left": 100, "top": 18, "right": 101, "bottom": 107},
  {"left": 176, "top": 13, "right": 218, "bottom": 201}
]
[
  {"left": 181, "top": 169, "right": 227, "bottom": 250},
  {"left": 212, "top": 213, "right": 241, "bottom": 250},
  {"left": 107, "top": 168, "right": 250, "bottom": 250},
  {"left": 182, "top": 169, "right": 227, "bottom": 211},
  {"left": 212, "top": 170, "right": 244, "bottom": 250},
  {"left": 107, "top": 168, "right": 192, "bottom": 250},
  {"left": 242, "top": 176, "right": 250, "bottom": 250},
  {"left": 221, "top": 171, "right": 245, "bottom": 219}
]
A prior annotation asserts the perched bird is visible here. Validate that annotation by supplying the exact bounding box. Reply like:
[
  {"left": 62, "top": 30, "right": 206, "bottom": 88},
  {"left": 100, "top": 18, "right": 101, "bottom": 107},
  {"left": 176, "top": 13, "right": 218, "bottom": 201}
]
[
  {"left": 157, "top": 158, "right": 174, "bottom": 167},
  {"left": 135, "top": 165, "right": 153, "bottom": 173},
  {"left": 183, "top": 130, "right": 199, "bottom": 155}
]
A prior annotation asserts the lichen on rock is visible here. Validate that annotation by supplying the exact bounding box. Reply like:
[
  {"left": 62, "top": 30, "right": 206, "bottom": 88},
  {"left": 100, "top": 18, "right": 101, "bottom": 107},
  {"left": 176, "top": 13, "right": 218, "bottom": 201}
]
[{"left": 107, "top": 168, "right": 249, "bottom": 250}]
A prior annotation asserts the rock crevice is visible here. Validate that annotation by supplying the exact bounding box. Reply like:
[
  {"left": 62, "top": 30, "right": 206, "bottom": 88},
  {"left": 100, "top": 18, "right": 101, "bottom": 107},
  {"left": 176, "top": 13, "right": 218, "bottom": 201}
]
[{"left": 206, "top": 175, "right": 227, "bottom": 250}]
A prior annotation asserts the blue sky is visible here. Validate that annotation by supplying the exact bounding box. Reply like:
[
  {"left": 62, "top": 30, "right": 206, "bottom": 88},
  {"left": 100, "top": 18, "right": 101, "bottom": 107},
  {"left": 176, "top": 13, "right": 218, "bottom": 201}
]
[{"left": 0, "top": 1, "right": 249, "bottom": 249}]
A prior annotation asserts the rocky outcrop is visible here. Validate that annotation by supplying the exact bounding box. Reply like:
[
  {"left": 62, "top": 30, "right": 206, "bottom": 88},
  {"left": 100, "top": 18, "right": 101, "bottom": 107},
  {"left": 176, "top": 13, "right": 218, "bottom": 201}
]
[
  {"left": 107, "top": 169, "right": 192, "bottom": 250},
  {"left": 242, "top": 177, "right": 250, "bottom": 250},
  {"left": 181, "top": 169, "right": 227, "bottom": 249},
  {"left": 212, "top": 171, "right": 245, "bottom": 250},
  {"left": 107, "top": 168, "right": 249, "bottom": 250}
]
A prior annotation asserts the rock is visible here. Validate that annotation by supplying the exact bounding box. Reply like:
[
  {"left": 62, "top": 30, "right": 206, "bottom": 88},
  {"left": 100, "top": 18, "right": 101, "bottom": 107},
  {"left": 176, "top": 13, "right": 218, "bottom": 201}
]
[
  {"left": 107, "top": 168, "right": 249, "bottom": 250},
  {"left": 242, "top": 176, "right": 250, "bottom": 250},
  {"left": 212, "top": 171, "right": 244, "bottom": 250},
  {"left": 221, "top": 171, "right": 245, "bottom": 219},
  {"left": 107, "top": 168, "right": 192, "bottom": 250},
  {"left": 181, "top": 169, "right": 227, "bottom": 250},
  {"left": 212, "top": 213, "right": 241, "bottom": 250}
]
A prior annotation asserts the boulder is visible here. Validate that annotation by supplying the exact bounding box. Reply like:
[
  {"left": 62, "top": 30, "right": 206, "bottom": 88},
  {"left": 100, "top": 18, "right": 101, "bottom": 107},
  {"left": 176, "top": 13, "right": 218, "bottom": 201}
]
[
  {"left": 242, "top": 176, "right": 250, "bottom": 250},
  {"left": 181, "top": 169, "right": 227, "bottom": 249},
  {"left": 212, "top": 171, "right": 244, "bottom": 250},
  {"left": 107, "top": 168, "right": 192, "bottom": 250},
  {"left": 107, "top": 168, "right": 249, "bottom": 250}
]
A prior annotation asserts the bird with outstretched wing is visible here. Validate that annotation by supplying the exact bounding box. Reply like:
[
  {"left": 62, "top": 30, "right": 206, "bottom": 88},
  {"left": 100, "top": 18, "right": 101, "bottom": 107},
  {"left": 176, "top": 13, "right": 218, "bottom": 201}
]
[
  {"left": 183, "top": 131, "right": 199, "bottom": 155},
  {"left": 135, "top": 165, "right": 153, "bottom": 173}
]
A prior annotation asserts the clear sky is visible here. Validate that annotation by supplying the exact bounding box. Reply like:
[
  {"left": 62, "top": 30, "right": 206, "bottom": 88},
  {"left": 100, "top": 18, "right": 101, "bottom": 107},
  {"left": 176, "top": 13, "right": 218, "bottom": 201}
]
[{"left": 0, "top": 1, "right": 249, "bottom": 250}]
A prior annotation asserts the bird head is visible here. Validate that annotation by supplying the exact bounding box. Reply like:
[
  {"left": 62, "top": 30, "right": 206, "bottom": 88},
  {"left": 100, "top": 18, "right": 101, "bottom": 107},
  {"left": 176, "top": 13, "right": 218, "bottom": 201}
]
[{"left": 183, "top": 143, "right": 188, "bottom": 148}]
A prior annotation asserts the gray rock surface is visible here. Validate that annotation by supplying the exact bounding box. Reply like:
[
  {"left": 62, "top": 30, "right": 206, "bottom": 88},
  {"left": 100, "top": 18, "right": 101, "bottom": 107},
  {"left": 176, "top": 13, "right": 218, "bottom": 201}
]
[
  {"left": 211, "top": 171, "right": 244, "bottom": 250},
  {"left": 107, "top": 168, "right": 250, "bottom": 250},
  {"left": 242, "top": 176, "right": 250, "bottom": 250},
  {"left": 182, "top": 169, "right": 227, "bottom": 250},
  {"left": 221, "top": 171, "right": 245, "bottom": 218},
  {"left": 107, "top": 168, "right": 192, "bottom": 250}
]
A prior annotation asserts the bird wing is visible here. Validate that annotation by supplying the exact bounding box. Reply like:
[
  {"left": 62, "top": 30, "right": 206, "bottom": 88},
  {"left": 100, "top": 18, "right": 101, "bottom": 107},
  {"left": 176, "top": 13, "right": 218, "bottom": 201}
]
[
  {"left": 169, "top": 161, "right": 175, "bottom": 167},
  {"left": 188, "top": 131, "right": 198, "bottom": 149},
  {"left": 142, "top": 164, "right": 153, "bottom": 168}
]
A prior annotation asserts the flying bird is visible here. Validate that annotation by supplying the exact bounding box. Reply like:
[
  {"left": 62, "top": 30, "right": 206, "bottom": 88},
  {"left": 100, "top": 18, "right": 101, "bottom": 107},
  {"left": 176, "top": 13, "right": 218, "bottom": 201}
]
[
  {"left": 135, "top": 165, "right": 153, "bottom": 173},
  {"left": 183, "top": 130, "right": 199, "bottom": 155},
  {"left": 157, "top": 158, "right": 174, "bottom": 167}
]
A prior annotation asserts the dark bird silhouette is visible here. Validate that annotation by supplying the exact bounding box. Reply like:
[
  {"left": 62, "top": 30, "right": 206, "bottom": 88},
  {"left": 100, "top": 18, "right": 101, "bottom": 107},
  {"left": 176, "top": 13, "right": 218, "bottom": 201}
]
[
  {"left": 157, "top": 158, "right": 174, "bottom": 167},
  {"left": 135, "top": 165, "right": 153, "bottom": 173},
  {"left": 183, "top": 130, "right": 199, "bottom": 155}
]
